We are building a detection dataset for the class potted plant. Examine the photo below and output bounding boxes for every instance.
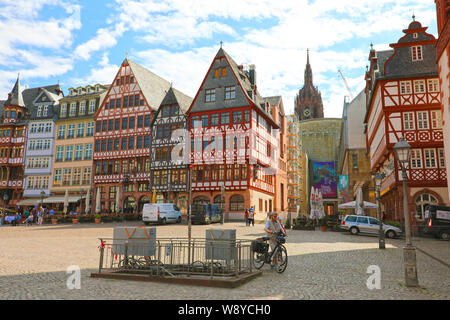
[72,214,79,224]
[51,216,58,224]
[320,216,328,231]
[94,214,101,224]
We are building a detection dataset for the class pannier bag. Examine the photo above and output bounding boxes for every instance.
[251,240,269,254]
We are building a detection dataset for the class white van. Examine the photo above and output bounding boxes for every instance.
[142,203,182,225]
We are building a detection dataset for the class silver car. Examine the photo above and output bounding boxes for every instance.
[340,215,402,238]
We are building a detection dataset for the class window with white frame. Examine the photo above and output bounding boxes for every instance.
[85,144,93,160]
[58,125,65,139]
[60,104,67,117]
[83,167,91,184]
[65,146,74,161]
[403,112,415,130]
[424,148,437,168]
[37,105,43,117]
[69,103,76,116]
[417,111,429,129]
[42,176,49,189]
[414,80,426,93]
[67,124,75,138]
[427,79,440,92]
[54,169,62,184]
[431,110,442,129]
[42,105,48,117]
[400,81,412,94]
[79,101,86,114]
[205,89,216,103]
[45,122,51,132]
[75,145,83,160]
[56,146,64,162]
[87,122,94,136]
[415,193,437,220]
[89,100,95,114]
[439,148,445,168]
[410,149,423,168]
[411,45,423,61]
[77,123,84,137]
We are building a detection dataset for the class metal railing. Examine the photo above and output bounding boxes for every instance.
[97,238,254,278]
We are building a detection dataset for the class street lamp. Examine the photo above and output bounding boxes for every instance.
[393,136,418,287]
[373,173,386,249]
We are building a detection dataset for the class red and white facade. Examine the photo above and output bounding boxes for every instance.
[365,19,448,228]
[435,0,450,202]
[93,58,171,213]
[188,48,280,221]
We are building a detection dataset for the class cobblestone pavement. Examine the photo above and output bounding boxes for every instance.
[0,221,448,300]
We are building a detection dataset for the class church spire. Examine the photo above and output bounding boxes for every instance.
[304,49,313,87]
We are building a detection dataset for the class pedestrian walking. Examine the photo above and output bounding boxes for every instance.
[244,209,249,226]
[38,206,44,225]
[248,206,255,226]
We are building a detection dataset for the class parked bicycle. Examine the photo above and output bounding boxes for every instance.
[251,231,288,273]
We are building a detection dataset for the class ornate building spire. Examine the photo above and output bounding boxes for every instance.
[304,49,313,87]
[295,50,324,121]
[6,74,25,107]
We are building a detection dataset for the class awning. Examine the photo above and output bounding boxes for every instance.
[17,199,41,206]
[43,196,83,204]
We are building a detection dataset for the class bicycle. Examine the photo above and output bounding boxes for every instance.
[251,231,288,273]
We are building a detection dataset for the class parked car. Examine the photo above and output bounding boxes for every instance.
[341,215,402,238]
[142,203,182,225]
[190,204,222,224]
[422,205,450,240]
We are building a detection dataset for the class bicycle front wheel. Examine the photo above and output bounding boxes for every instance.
[275,245,288,273]
[252,251,266,269]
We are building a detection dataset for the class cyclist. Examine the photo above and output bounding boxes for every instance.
[264,212,287,268]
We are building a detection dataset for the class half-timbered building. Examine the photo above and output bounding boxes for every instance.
[187,48,280,222]
[150,87,193,214]
[364,18,448,228]
[93,58,172,214]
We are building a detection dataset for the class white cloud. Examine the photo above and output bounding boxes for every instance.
[70,53,119,87]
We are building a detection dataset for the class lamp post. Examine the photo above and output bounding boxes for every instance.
[40,190,45,209]
[373,173,386,249]
[79,189,84,214]
[393,136,418,287]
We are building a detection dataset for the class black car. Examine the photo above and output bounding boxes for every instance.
[423,205,450,240]
[190,204,222,224]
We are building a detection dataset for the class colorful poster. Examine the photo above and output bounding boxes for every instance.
[312,161,337,198]
[338,175,351,204]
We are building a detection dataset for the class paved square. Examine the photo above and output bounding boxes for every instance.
[0,222,449,300]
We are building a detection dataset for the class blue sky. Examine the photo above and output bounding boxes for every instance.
[0,0,438,117]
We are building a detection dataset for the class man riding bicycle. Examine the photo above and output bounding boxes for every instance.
[264,212,287,268]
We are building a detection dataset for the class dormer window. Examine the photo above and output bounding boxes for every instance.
[413,33,418,38]
[60,104,67,117]
[70,90,74,96]
[37,106,43,117]
[411,45,423,61]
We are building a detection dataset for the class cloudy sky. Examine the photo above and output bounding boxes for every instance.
[0,0,438,117]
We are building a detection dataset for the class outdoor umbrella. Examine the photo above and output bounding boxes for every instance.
[338,201,378,209]
[85,187,90,214]
[355,187,364,215]
[63,189,69,215]
[318,191,324,219]
[95,187,101,214]
[309,186,316,219]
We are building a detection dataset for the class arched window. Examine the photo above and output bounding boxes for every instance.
[214,195,225,210]
[193,196,210,204]
[415,193,438,220]
[123,196,136,213]
[229,194,244,212]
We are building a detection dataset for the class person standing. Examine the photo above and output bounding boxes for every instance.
[244,209,249,226]
[248,206,255,226]
[38,206,44,225]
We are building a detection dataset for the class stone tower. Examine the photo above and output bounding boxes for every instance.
[294,50,324,121]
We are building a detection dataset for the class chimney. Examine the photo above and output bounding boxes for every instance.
[249,64,256,87]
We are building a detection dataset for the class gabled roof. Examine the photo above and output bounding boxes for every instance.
[160,86,193,113]
[33,87,63,105]
[125,58,172,110]
[151,87,193,126]
[189,47,278,127]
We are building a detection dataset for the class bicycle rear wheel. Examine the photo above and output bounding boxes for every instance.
[252,251,265,269]
[275,245,288,273]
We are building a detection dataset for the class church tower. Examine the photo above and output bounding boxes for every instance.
[294,50,324,121]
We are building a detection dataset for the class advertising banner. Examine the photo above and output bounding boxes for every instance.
[312,161,337,198]
[338,175,351,204]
